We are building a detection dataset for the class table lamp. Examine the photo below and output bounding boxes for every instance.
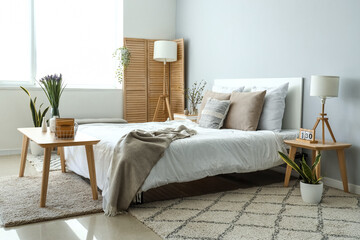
[310,75,339,144]
[152,40,177,121]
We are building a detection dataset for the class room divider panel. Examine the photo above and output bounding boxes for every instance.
[123,38,184,123]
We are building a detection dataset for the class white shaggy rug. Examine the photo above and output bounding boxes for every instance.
[27,153,64,172]
[0,172,102,227]
[129,180,360,240]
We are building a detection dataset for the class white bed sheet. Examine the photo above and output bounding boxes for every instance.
[65,121,298,192]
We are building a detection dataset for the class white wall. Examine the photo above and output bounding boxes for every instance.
[176,0,360,185]
[0,88,123,154]
[0,0,177,154]
[124,0,176,39]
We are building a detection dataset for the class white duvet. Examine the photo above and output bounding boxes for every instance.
[64,120,297,192]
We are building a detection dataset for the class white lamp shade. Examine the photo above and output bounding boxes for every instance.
[153,41,177,63]
[310,75,339,98]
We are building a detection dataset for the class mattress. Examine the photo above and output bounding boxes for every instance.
[64,120,298,192]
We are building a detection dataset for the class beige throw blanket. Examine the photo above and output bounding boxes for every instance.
[103,125,196,216]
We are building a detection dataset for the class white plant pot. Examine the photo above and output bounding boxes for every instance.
[300,181,323,204]
[30,140,44,156]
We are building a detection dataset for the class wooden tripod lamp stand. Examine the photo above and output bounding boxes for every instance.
[152,40,177,121]
[310,75,340,144]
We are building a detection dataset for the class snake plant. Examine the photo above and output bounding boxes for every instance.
[20,86,49,127]
[279,151,322,184]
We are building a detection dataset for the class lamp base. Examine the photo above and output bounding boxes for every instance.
[313,100,336,144]
[153,94,173,122]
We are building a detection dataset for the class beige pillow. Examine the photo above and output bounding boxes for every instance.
[224,91,266,131]
[197,91,231,122]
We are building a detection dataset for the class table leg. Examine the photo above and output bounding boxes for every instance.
[284,146,297,187]
[315,150,321,179]
[40,147,52,207]
[19,135,29,177]
[312,150,321,179]
[85,145,98,200]
[59,147,66,173]
[337,149,349,192]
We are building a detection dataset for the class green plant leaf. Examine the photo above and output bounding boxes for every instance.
[311,153,321,171]
[278,151,308,181]
[301,157,314,183]
[29,99,38,127]
[20,86,30,97]
[314,177,322,184]
[40,107,49,124]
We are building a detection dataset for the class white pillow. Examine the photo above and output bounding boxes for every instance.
[212,85,245,93]
[251,82,289,131]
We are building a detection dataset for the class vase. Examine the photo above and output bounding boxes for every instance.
[190,103,198,115]
[50,107,59,133]
[51,107,60,118]
[41,118,48,132]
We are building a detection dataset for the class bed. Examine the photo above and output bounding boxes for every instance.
[64,77,303,198]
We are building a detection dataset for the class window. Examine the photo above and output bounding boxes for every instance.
[0,0,32,83]
[0,0,122,88]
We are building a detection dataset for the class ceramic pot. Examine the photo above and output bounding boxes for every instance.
[300,181,323,204]
[30,140,43,156]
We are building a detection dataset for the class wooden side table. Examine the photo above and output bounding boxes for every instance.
[18,127,100,207]
[283,139,352,192]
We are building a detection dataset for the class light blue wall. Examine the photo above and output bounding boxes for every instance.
[176,0,360,185]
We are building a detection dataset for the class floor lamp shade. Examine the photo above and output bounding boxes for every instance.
[153,41,177,63]
[310,75,339,98]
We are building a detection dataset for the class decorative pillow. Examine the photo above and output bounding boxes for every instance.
[198,98,231,129]
[224,91,266,131]
[251,82,289,131]
[211,85,245,93]
[197,91,231,122]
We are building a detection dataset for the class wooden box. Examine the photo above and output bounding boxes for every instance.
[55,118,75,139]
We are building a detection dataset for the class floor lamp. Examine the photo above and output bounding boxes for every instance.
[152,40,177,121]
[310,75,339,144]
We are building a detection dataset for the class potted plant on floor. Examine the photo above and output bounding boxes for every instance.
[279,151,323,204]
[20,86,49,156]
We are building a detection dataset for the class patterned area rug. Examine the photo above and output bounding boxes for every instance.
[27,153,64,172]
[0,172,102,227]
[129,180,360,240]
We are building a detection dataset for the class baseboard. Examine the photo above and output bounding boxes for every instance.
[0,149,21,156]
[272,166,360,195]
[322,177,360,195]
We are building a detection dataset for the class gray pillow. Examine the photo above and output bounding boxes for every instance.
[251,82,289,131]
[198,98,231,129]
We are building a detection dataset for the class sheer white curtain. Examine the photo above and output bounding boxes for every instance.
[0,0,31,82]
[35,0,122,87]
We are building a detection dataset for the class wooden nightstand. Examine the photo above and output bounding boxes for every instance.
[283,139,352,192]
[18,127,100,207]
[174,113,198,123]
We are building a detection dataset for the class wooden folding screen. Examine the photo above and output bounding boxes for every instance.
[123,38,184,123]
[170,39,185,116]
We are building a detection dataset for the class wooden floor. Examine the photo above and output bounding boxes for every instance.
[143,169,293,203]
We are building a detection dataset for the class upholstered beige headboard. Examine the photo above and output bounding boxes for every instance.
[213,78,303,129]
